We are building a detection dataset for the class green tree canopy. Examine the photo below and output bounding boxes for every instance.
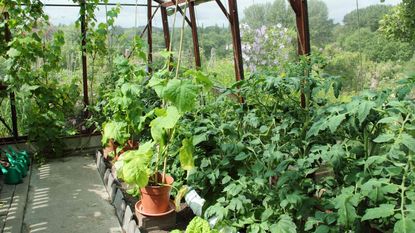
[380,0,415,42]
[343,4,393,32]
[308,0,335,48]
[242,0,335,48]
[340,28,414,63]
[242,0,295,29]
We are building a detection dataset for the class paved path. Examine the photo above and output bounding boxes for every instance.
[22,156,121,233]
[0,172,30,233]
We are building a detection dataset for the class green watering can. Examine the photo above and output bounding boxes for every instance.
[0,162,23,185]
[0,147,29,185]
[8,146,30,164]
[5,153,27,177]
[7,146,30,167]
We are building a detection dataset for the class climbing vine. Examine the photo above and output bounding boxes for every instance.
[1,0,79,160]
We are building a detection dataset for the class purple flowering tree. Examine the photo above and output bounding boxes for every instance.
[241,24,295,73]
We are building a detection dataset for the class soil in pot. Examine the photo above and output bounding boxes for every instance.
[139,174,174,215]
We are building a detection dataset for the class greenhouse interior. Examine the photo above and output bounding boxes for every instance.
[0,0,414,232]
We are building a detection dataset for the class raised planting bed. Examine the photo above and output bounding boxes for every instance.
[96,151,195,233]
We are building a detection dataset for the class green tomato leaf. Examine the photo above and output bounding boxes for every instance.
[364,156,386,170]
[304,217,319,231]
[315,225,330,233]
[261,209,274,222]
[235,152,249,161]
[373,134,395,143]
[378,116,400,124]
[306,120,327,139]
[358,101,376,125]
[270,215,297,233]
[333,187,360,227]
[192,134,207,146]
[327,114,346,133]
[221,175,231,184]
[394,218,415,233]
[7,48,21,57]
[401,133,415,152]
[361,204,395,221]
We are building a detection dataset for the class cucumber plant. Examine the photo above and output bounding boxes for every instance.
[114,68,213,194]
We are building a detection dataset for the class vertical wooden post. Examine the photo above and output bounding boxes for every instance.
[161,6,173,70]
[3,11,18,138]
[189,1,201,69]
[289,0,310,108]
[228,0,244,81]
[147,0,153,72]
[161,6,171,51]
[292,0,310,55]
[80,0,90,121]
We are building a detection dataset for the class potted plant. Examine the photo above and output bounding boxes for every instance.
[115,68,212,216]
[100,56,151,160]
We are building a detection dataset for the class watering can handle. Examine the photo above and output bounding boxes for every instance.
[0,163,8,174]
[6,153,16,164]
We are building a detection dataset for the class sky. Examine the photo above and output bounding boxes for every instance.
[43,0,401,28]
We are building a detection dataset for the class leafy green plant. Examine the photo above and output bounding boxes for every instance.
[171,216,218,233]
[98,44,153,157]
[175,55,415,233]
[115,68,212,192]
[1,1,80,160]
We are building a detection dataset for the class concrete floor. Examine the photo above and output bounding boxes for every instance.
[22,156,122,233]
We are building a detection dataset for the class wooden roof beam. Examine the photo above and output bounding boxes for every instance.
[160,0,195,7]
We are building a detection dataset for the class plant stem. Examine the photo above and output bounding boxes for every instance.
[397,114,411,231]
[168,0,180,53]
[175,0,188,79]
[400,165,408,231]
[154,145,160,183]
[162,156,167,184]
[363,126,369,159]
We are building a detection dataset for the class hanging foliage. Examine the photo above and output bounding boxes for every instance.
[1,0,79,160]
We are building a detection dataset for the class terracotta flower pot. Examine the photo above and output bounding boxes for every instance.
[138,175,174,215]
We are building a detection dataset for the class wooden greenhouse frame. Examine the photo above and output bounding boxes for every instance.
[0,0,310,144]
